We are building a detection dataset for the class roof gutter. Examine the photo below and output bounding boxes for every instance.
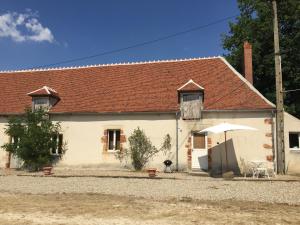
[202,108,275,113]
[48,111,178,116]
[0,109,275,117]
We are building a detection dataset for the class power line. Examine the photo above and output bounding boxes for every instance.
[31,14,237,69]
[282,88,300,93]
[204,83,245,109]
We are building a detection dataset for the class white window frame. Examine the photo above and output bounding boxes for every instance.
[107,129,120,152]
[50,134,63,155]
[289,132,300,151]
[12,136,20,149]
[32,97,50,111]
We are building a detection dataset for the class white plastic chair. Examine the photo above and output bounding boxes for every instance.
[251,161,270,179]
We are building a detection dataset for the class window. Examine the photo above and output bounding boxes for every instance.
[108,130,120,151]
[11,136,20,148]
[182,93,201,102]
[289,133,300,150]
[51,134,63,155]
[193,133,206,149]
[33,97,49,110]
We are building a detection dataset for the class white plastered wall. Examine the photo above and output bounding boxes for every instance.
[51,113,178,170]
[179,111,275,174]
[284,112,300,174]
[0,111,276,173]
[0,117,9,167]
[51,111,274,172]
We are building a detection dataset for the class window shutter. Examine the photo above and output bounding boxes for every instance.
[180,93,203,120]
[101,129,108,152]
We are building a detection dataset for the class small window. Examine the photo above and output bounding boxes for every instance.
[12,136,20,148]
[33,97,49,110]
[108,130,121,151]
[182,93,200,102]
[193,133,206,149]
[51,134,63,155]
[289,133,300,150]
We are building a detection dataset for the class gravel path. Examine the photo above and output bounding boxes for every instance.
[0,176,300,205]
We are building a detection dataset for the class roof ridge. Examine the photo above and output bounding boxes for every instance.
[0,56,222,74]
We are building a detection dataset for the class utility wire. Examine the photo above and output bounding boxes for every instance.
[282,89,300,93]
[31,14,237,69]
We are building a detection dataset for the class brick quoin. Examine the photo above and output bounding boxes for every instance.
[265,133,273,137]
[264,118,273,124]
[101,129,126,152]
[207,137,212,145]
[263,144,273,149]
[266,155,274,162]
[186,136,192,170]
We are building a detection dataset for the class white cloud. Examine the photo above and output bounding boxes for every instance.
[0,11,54,43]
[25,18,54,42]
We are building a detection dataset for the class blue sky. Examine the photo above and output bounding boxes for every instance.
[0,0,239,70]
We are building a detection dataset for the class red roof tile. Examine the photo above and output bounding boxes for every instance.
[0,57,274,114]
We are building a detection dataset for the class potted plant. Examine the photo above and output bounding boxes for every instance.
[147,168,157,178]
[42,166,53,175]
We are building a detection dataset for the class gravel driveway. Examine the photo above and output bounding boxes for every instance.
[0,176,300,205]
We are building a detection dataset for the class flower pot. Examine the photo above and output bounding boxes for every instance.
[5,162,10,169]
[147,168,157,178]
[43,166,53,175]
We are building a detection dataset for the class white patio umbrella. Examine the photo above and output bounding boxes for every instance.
[199,122,257,171]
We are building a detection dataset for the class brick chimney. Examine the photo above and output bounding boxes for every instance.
[243,41,253,84]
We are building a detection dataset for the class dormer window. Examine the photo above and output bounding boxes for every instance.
[178,79,204,120]
[33,97,50,110]
[182,93,201,102]
[27,86,60,111]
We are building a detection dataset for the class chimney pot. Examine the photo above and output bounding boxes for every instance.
[243,41,253,84]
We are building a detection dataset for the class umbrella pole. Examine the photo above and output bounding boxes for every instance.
[225,131,228,171]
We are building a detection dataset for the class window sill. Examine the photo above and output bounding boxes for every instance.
[290,149,300,153]
[106,150,119,153]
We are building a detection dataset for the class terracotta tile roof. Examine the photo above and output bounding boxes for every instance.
[0,57,274,114]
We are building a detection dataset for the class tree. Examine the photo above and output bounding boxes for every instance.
[222,0,300,118]
[115,127,171,170]
[1,108,66,171]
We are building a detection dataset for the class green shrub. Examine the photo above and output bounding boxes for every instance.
[116,127,171,170]
[1,108,67,171]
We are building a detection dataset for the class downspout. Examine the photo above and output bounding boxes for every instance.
[176,111,180,171]
[271,110,277,173]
